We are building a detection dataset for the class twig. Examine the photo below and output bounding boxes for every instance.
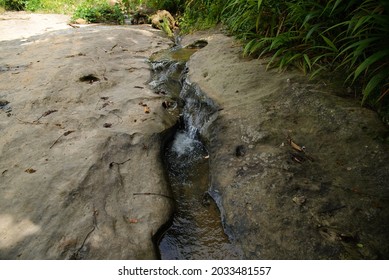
[109,158,131,168]
[49,130,75,149]
[16,110,58,125]
[70,210,98,260]
[36,109,58,122]
[110,43,118,51]
[16,117,44,125]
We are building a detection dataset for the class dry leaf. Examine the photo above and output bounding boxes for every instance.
[25,168,36,174]
[288,137,304,152]
[144,106,150,114]
[64,130,75,136]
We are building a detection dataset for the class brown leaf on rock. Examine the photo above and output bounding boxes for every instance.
[63,130,75,136]
[25,168,36,174]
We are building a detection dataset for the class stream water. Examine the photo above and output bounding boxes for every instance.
[149,43,242,259]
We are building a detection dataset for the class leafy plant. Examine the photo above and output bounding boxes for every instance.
[220,0,388,109]
[146,0,185,15]
[3,0,27,10]
[72,0,124,24]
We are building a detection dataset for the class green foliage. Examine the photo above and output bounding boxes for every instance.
[3,0,27,10]
[160,16,173,37]
[1,0,82,14]
[220,0,388,108]
[1,0,387,111]
[72,0,124,24]
[146,0,185,14]
[180,0,226,33]
[24,0,42,11]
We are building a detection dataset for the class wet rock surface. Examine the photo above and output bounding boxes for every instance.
[186,31,389,259]
[1,13,388,260]
[0,23,176,259]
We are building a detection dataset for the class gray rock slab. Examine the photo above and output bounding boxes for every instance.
[0,24,176,259]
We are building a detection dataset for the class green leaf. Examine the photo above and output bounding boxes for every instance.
[362,71,388,104]
[330,0,344,16]
[257,0,263,11]
[353,50,389,82]
[320,34,338,52]
[303,54,312,69]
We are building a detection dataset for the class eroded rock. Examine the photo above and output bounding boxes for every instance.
[187,31,389,259]
[150,10,176,32]
[0,24,176,259]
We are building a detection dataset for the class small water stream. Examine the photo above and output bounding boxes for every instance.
[149,43,241,259]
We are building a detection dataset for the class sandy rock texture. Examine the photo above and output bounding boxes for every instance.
[186,32,389,259]
[0,12,72,41]
[0,18,176,259]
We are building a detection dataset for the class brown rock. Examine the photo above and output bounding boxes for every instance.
[150,10,175,30]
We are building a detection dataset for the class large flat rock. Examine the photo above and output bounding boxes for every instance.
[0,24,176,259]
[187,32,389,259]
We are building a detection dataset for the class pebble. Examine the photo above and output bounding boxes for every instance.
[292,195,306,206]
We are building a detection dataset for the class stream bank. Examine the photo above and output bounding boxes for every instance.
[185,30,389,259]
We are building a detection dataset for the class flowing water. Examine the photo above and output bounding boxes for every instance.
[149,43,242,259]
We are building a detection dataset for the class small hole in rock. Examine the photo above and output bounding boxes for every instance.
[79,74,100,83]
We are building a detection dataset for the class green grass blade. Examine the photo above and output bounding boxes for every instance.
[320,34,338,52]
[353,50,389,82]
[362,71,388,104]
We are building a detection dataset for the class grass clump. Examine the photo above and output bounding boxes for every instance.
[1,0,83,14]
[2,0,27,11]
[72,0,124,24]
[223,0,388,115]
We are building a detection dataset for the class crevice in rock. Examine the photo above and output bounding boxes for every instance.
[149,41,242,259]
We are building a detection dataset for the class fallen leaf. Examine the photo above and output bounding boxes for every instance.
[63,130,75,136]
[144,106,150,114]
[25,168,36,174]
[128,218,139,224]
